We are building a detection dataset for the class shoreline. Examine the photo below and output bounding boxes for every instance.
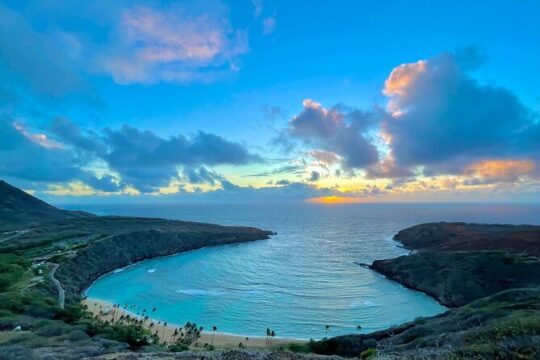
[79,237,274,299]
[83,298,305,348]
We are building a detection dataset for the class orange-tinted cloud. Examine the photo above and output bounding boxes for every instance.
[466,159,535,183]
[384,60,426,97]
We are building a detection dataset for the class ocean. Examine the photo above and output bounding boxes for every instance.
[69,202,539,339]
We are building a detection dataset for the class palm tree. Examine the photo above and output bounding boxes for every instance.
[245,337,249,347]
[270,330,275,344]
[162,321,168,341]
[211,326,217,345]
[266,328,271,344]
[173,328,179,342]
[325,324,330,335]
[356,325,362,332]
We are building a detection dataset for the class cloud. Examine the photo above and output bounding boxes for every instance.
[287,99,379,169]
[0,4,85,96]
[309,150,341,165]
[82,174,122,192]
[0,115,114,192]
[51,120,262,192]
[99,2,249,84]
[182,166,222,186]
[463,159,535,185]
[244,164,305,177]
[308,171,320,182]
[252,0,263,18]
[365,158,414,179]
[262,16,276,35]
[382,50,540,175]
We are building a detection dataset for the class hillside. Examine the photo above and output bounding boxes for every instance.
[393,222,540,254]
[0,180,93,228]
[0,181,277,359]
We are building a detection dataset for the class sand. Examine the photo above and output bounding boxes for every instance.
[82,298,305,349]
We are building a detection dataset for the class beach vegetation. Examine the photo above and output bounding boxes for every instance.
[360,348,378,359]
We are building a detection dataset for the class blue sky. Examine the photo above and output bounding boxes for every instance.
[0,0,539,203]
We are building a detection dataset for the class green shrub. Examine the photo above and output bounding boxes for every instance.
[0,344,33,360]
[169,343,190,352]
[0,254,29,291]
[55,304,88,324]
[91,322,150,349]
[34,320,72,337]
[287,342,311,353]
[360,348,378,359]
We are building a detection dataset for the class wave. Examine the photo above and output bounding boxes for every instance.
[176,289,226,296]
[349,299,377,308]
[113,268,125,273]
[176,288,265,297]
[147,269,156,273]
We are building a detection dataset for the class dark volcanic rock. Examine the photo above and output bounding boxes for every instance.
[393,222,540,254]
[371,251,540,307]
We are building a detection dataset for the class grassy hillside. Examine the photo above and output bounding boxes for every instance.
[313,288,540,358]
[0,180,93,228]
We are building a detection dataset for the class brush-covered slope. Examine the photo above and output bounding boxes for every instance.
[0,180,93,228]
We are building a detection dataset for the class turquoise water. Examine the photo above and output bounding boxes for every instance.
[79,203,540,339]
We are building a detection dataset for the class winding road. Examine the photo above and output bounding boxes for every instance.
[48,263,65,309]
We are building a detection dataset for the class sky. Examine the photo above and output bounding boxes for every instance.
[0,0,539,204]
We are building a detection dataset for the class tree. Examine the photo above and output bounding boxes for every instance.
[245,337,249,347]
[356,325,362,332]
[270,330,275,344]
[162,321,168,342]
[211,325,217,345]
[325,325,330,335]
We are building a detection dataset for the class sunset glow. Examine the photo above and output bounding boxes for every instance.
[307,196,365,204]
[0,1,538,203]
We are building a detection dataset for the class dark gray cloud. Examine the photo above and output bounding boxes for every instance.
[365,160,414,180]
[0,115,116,191]
[182,166,222,186]
[82,174,122,192]
[244,164,305,177]
[51,120,262,192]
[0,115,82,182]
[308,171,320,182]
[287,99,379,169]
[383,51,540,174]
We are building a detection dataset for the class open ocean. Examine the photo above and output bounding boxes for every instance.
[67,202,539,339]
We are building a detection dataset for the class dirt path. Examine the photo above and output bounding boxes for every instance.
[49,263,65,309]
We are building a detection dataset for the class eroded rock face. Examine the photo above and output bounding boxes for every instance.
[393,222,540,253]
[371,251,540,307]
[371,222,540,307]
[56,226,272,302]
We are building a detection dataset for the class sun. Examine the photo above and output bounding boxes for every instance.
[306,196,365,204]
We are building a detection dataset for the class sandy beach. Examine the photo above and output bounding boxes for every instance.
[82,298,305,349]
